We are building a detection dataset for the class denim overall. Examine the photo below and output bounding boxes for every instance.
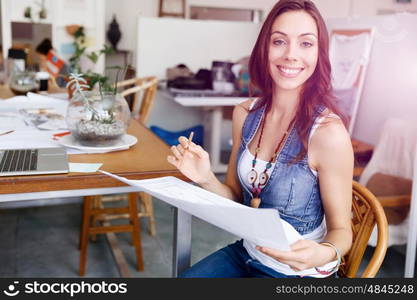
[236,104,325,235]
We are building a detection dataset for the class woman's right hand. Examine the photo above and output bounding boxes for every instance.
[167,136,213,185]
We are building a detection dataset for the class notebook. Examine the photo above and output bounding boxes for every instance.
[0,147,69,176]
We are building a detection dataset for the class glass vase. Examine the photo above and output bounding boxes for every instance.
[66,91,131,147]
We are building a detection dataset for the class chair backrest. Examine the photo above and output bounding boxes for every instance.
[338,181,388,278]
[117,76,158,125]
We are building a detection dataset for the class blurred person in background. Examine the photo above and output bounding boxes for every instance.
[36,38,69,88]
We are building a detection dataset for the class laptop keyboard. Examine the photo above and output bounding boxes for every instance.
[0,149,38,173]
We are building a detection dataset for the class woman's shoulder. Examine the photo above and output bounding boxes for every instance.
[309,108,354,172]
[232,98,262,135]
[316,107,341,120]
[233,98,258,120]
[237,98,259,111]
[313,108,344,129]
[311,108,351,150]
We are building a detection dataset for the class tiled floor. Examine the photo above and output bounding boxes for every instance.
[0,196,414,278]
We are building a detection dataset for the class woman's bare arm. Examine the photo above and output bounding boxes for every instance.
[168,100,252,202]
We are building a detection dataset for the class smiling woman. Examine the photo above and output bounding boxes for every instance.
[168,0,354,278]
[268,11,318,91]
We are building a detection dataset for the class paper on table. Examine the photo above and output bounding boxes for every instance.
[65,146,130,154]
[0,113,27,130]
[36,119,68,130]
[26,92,68,103]
[19,107,67,130]
[69,163,103,173]
[0,130,59,149]
[47,93,69,100]
[0,94,68,116]
[99,170,302,250]
[0,128,127,154]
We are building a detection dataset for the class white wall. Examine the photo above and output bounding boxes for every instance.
[136,17,260,144]
[313,0,417,18]
[105,0,417,70]
[186,0,276,17]
[105,0,158,66]
[189,0,415,16]
[351,0,417,15]
[104,0,275,68]
[326,14,417,145]
[136,17,260,78]
[313,0,352,18]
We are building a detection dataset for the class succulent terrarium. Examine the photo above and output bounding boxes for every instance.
[65,73,131,146]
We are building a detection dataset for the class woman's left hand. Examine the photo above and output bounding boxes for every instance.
[256,240,335,271]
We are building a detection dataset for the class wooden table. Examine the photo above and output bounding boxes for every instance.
[0,112,192,277]
[0,121,186,196]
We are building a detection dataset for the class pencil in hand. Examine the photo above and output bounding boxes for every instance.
[186,131,194,150]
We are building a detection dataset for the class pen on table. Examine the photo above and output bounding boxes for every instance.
[52,131,71,140]
[186,131,194,150]
[0,130,14,136]
[53,131,71,138]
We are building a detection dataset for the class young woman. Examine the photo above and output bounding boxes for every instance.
[167,0,353,278]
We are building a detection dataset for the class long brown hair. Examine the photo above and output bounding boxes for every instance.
[249,0,346,161]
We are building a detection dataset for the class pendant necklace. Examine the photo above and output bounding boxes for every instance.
[248,114,295,208]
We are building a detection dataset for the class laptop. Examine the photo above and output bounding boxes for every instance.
[0,147,69,176]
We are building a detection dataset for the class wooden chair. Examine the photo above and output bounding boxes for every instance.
[118,76,158,125]
[366,173,411,225]
[359,118,416,238]
[338,181,388,278]
[101,76,159,235]
[79,195,144,276]
[79,76,158,276]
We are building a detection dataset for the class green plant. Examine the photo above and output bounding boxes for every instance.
[67,73,116,124]
[68,26,114,91]
[67,70,126,124]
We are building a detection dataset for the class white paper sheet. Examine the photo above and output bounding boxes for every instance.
[99,170,303,250]
[100,170,340,277]
[0,94,128,154]
[0,130,59,149]
[69,163,103,173]
[0,113,28,130]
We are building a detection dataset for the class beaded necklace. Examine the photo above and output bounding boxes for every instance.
[248,113,295,208]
